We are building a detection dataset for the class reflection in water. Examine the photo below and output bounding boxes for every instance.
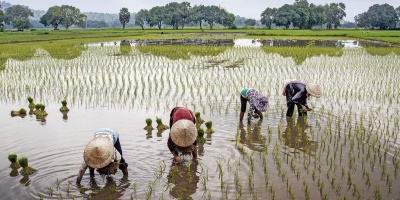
[135,45,232,60]
[167,162,199,199]
[19,175,31,186]
[146,130,153,139]
[281,117,318,155]
[10,168,19,177]
[79,176,130,200]
[261,46,343,65]
[61,111,69,121]
[238,121,267,152]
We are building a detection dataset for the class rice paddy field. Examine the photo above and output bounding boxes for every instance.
[0,38,399,200]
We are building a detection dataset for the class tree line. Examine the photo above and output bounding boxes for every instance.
[0,0,399,31]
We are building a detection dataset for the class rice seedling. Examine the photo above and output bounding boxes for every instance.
[8,154,20,169]
[18,157,37,175]
[59,100,69,112]
[196,128,206,143]
[155,117,169,131]
[204,121,214,134]
[144,118,154,130]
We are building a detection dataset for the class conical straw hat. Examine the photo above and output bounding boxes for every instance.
[306,83,322,98]
[170,119,198,147]
[84,137,114,169]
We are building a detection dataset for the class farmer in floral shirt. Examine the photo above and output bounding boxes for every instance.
[239,88,269,124]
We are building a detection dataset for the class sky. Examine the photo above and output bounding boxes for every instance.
[6,0,400,22]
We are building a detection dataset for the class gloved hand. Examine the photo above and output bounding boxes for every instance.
[247,119,251,124]
[119,162,128,170]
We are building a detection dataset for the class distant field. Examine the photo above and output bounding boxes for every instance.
[0,28,399,45]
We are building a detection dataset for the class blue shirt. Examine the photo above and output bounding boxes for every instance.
[94,128,119,145]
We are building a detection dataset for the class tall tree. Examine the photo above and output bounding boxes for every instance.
[354,12,370,29]
[148,6,165,29]
[244,18,256,26]
[189,5,205,29]
[119,7,130,29]
[59,5,85,30]
[164,2,181,29]
[221,11,235,28]
[260,7,276,29]
[203,5,221,29]
[367,4,397,29]
[274,4,295,29]
[39,6,63,30]
[135,9,148,30]
[180,2,190,29]
[4,4,33,31]
[325,3,346,29]
[292,0,310,29]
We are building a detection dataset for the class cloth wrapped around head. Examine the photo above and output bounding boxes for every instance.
[170,119,198,147]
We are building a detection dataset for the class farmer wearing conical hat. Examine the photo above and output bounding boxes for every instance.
[76,128,128,184]
[282,80,322,117]
[168,107,198,164]
[239,88,269,124]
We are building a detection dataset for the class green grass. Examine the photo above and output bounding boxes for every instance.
[1,28,399,45]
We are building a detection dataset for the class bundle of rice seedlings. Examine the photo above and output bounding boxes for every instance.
[156,117,169,130]
[27,96,35,109]
[8,154,20,169]
[96,162,119,175]
[144,118,154,130]
[59,100,70,112]
[10,108,27,117]
[196,128,206,143]
[175,144,195,156]
[18,157,37,175]
[195,112,205,125]
[205,121,215,134]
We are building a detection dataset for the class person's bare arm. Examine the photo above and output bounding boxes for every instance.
[76,163,88,184]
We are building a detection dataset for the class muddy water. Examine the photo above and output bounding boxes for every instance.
[0,39,399,199]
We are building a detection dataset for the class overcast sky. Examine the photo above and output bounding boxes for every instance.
[6,0,400,22]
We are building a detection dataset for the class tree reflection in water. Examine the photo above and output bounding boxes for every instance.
[282,117,318,156]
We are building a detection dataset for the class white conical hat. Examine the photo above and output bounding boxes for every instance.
[306,83,322,98]
[83,137,114,169]
[170,119,198,147]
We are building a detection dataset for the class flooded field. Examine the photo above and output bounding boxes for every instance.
[0,39,399,200]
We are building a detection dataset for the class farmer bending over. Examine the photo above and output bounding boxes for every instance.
[76,128,128,184]
[239,88,269,124]
[283,80,322,117]
[167,107,198,164]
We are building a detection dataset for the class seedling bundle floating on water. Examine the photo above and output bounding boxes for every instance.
[204,121,214,134]
[18,157,37,176]
[8,154,21,169]
[59,100,70,112]
[10,108,27,117]
[156,117,169,131]
[144,118,154,130]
